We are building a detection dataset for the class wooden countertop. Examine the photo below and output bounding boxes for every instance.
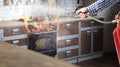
[0,16,104,28]
[0,41,78,67]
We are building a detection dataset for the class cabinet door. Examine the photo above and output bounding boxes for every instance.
[93,29,103,52]
[81,30,91,55]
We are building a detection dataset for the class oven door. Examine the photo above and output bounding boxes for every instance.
[28,32,57,57]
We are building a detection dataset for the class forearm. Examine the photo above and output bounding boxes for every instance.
[87,0,119,15]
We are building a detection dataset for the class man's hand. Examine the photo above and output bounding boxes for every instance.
[76,7,89,18]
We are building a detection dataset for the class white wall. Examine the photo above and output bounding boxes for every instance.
[0,5,40,21]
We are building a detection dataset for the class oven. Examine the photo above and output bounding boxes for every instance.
[28,32,57,57]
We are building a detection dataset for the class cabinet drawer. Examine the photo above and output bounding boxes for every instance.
[6,38,27,46]
[58,22,78,36]
[81,19,103,27]
[4,27,27,36]
[81,21,91,27]
[91,20,103,26]
[58,38,78,48]
[57,49,78,59]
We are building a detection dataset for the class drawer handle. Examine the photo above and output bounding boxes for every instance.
[65,24,71,29]
[94,30,98,33]
[12,28,20,34]
[90,21,95,24]
[86,31,91,35]
[86,31,91,33]
[65,50,71,57]
[66,39,72,45]
[12,40,19,45]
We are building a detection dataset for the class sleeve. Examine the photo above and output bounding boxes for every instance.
[87,0,119,15]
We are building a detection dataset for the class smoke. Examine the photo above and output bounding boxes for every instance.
[32,4,66,18]
[7,3,67,20]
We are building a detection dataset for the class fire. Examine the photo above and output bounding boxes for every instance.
[19,16,60,33]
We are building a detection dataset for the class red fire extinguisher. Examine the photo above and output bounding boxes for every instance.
[113,11,120,64]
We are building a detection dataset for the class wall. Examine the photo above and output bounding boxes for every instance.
[98,6,119,53]
[0,5,42,21]
[83,0,96,6]
[0,0,38,21]
[56,0,83,17]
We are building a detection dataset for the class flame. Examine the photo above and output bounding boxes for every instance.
[21,16,60,33]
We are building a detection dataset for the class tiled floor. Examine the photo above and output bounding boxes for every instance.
[75,52,119,67]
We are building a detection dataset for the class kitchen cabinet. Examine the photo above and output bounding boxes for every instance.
[57,17,104,63]
[0,17,104,63]
[80,19,104,56]
[80,29,103,55]
[57,21,79,60]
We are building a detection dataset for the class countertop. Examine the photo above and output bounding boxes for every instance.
[0,41,78,67]
[0,16,104,28]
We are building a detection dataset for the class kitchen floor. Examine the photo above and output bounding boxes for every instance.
[75,52,119,67]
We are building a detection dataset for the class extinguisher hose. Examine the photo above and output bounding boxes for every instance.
[76,11,115,24]
[86,14,114,24]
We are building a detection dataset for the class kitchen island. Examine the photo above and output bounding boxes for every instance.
[0,41,78,67]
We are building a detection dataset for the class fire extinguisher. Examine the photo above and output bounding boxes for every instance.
[113,11,120,64]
